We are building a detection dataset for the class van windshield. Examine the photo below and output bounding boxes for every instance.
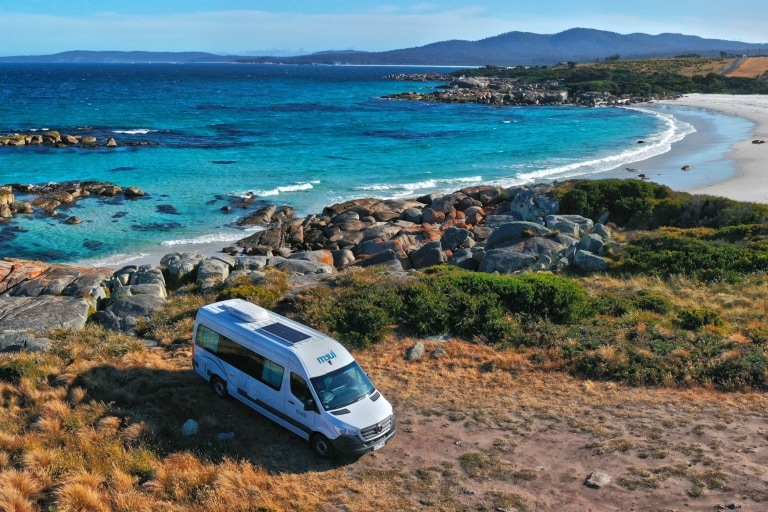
[310,362,376,411]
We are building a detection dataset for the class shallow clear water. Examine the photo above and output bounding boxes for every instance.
[0,64,684,264]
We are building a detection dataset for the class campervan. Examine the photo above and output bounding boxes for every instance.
[191,298,396,457]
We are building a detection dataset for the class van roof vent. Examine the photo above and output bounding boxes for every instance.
[260,322,311,345]
[223,303,269,323]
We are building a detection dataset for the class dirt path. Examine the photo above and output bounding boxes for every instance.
[347,339,768,511]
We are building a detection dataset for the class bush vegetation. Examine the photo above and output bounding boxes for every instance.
[291,267,591,348]
[455,57,768,95]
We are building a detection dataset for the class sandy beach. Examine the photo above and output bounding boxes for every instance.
[630,94,768,203]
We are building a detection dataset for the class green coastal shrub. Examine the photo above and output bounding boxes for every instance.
[216,268,290,310]
[398,281,451,336]
[615,230,768,282]
[648,196,768,230]
[703,223,768,243]
[705,346,768,390]
[555,179,672,227]
[398,269,590,344]
[291,268,402,349]
[0,358,45,383]
[677,308,724,330]
[554,179,768,231]
[632,290,672,314]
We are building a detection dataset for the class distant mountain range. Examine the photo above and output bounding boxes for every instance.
[0,51,236,64]
[1,28,765,66]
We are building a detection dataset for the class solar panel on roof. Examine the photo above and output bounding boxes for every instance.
[260,322,311,344]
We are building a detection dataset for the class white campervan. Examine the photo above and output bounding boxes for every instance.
[191,298,396,457]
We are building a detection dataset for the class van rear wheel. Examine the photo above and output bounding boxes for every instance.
[211,376,228,398]
[311,434,336,459]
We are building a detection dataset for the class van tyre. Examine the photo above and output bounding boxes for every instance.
[211,376,228,398]
[312,434,335,459]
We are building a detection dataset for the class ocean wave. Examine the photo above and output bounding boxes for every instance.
[349,175,485,201]
[112,128,157,135]
[509,108,695,184]
[355,176,483,193]
[230,181,316,198]
[85,252,153,267]
[161,230,262,247]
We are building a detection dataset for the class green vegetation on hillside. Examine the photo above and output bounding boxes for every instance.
[455,57,768,95]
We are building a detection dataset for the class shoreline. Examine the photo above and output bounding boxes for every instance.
[89,94,768,270]
[611,94,768,203]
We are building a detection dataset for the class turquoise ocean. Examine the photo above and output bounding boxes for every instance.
[0,64,718,265]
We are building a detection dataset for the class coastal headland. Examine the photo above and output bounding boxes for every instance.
[384,73,659,107]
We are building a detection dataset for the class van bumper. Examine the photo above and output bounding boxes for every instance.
[332,425,397,455]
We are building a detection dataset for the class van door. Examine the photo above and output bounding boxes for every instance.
[281,370,316,440]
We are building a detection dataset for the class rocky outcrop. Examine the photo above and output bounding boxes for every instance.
[225,183,615,276]
[0,130,134,149]
[0,182,621,352]
[383,75,663,107]
[0,259,168,349]
[0,181,146,221]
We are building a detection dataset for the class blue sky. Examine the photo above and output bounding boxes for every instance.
[1,1,765,56]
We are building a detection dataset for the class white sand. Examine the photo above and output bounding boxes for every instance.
[652,94,768,203]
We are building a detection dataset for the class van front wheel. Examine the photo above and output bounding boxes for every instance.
[211,376,228,398]
[311,434,336,459]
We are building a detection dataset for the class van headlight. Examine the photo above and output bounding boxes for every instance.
[333,425,358,437]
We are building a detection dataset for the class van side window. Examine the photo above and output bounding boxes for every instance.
[195,325,220,352]
[290,372,310,402]
[261,359,284,390]
[195,325,284,391]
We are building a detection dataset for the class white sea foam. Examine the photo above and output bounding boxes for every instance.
[355,176,483,195]
[506,108,695,184]
[161,229,264,247]
[81,252,153,268]
[112,129,156,134]
[231,182,316,198]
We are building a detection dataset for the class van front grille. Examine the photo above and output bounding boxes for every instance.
[360,415,393,442]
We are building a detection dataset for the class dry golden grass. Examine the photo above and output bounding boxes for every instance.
[726,56,768,77]
[0,469,44,501]
[0,489,37,512]
[580,273,768,328]
[577,57,742,77]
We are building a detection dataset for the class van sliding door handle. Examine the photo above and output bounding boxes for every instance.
[288,400,295,405]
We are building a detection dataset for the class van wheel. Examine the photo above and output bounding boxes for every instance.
[311,434,336,459]
[211,376,228,398]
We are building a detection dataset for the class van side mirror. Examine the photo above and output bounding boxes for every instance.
[304,399,317,412]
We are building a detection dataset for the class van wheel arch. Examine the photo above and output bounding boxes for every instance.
[211,375,228,398]
[311,433,336,459]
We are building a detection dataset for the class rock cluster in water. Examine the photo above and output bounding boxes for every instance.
[0,130,120,148]
[384,75,665,107]
[0,181,145,220]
